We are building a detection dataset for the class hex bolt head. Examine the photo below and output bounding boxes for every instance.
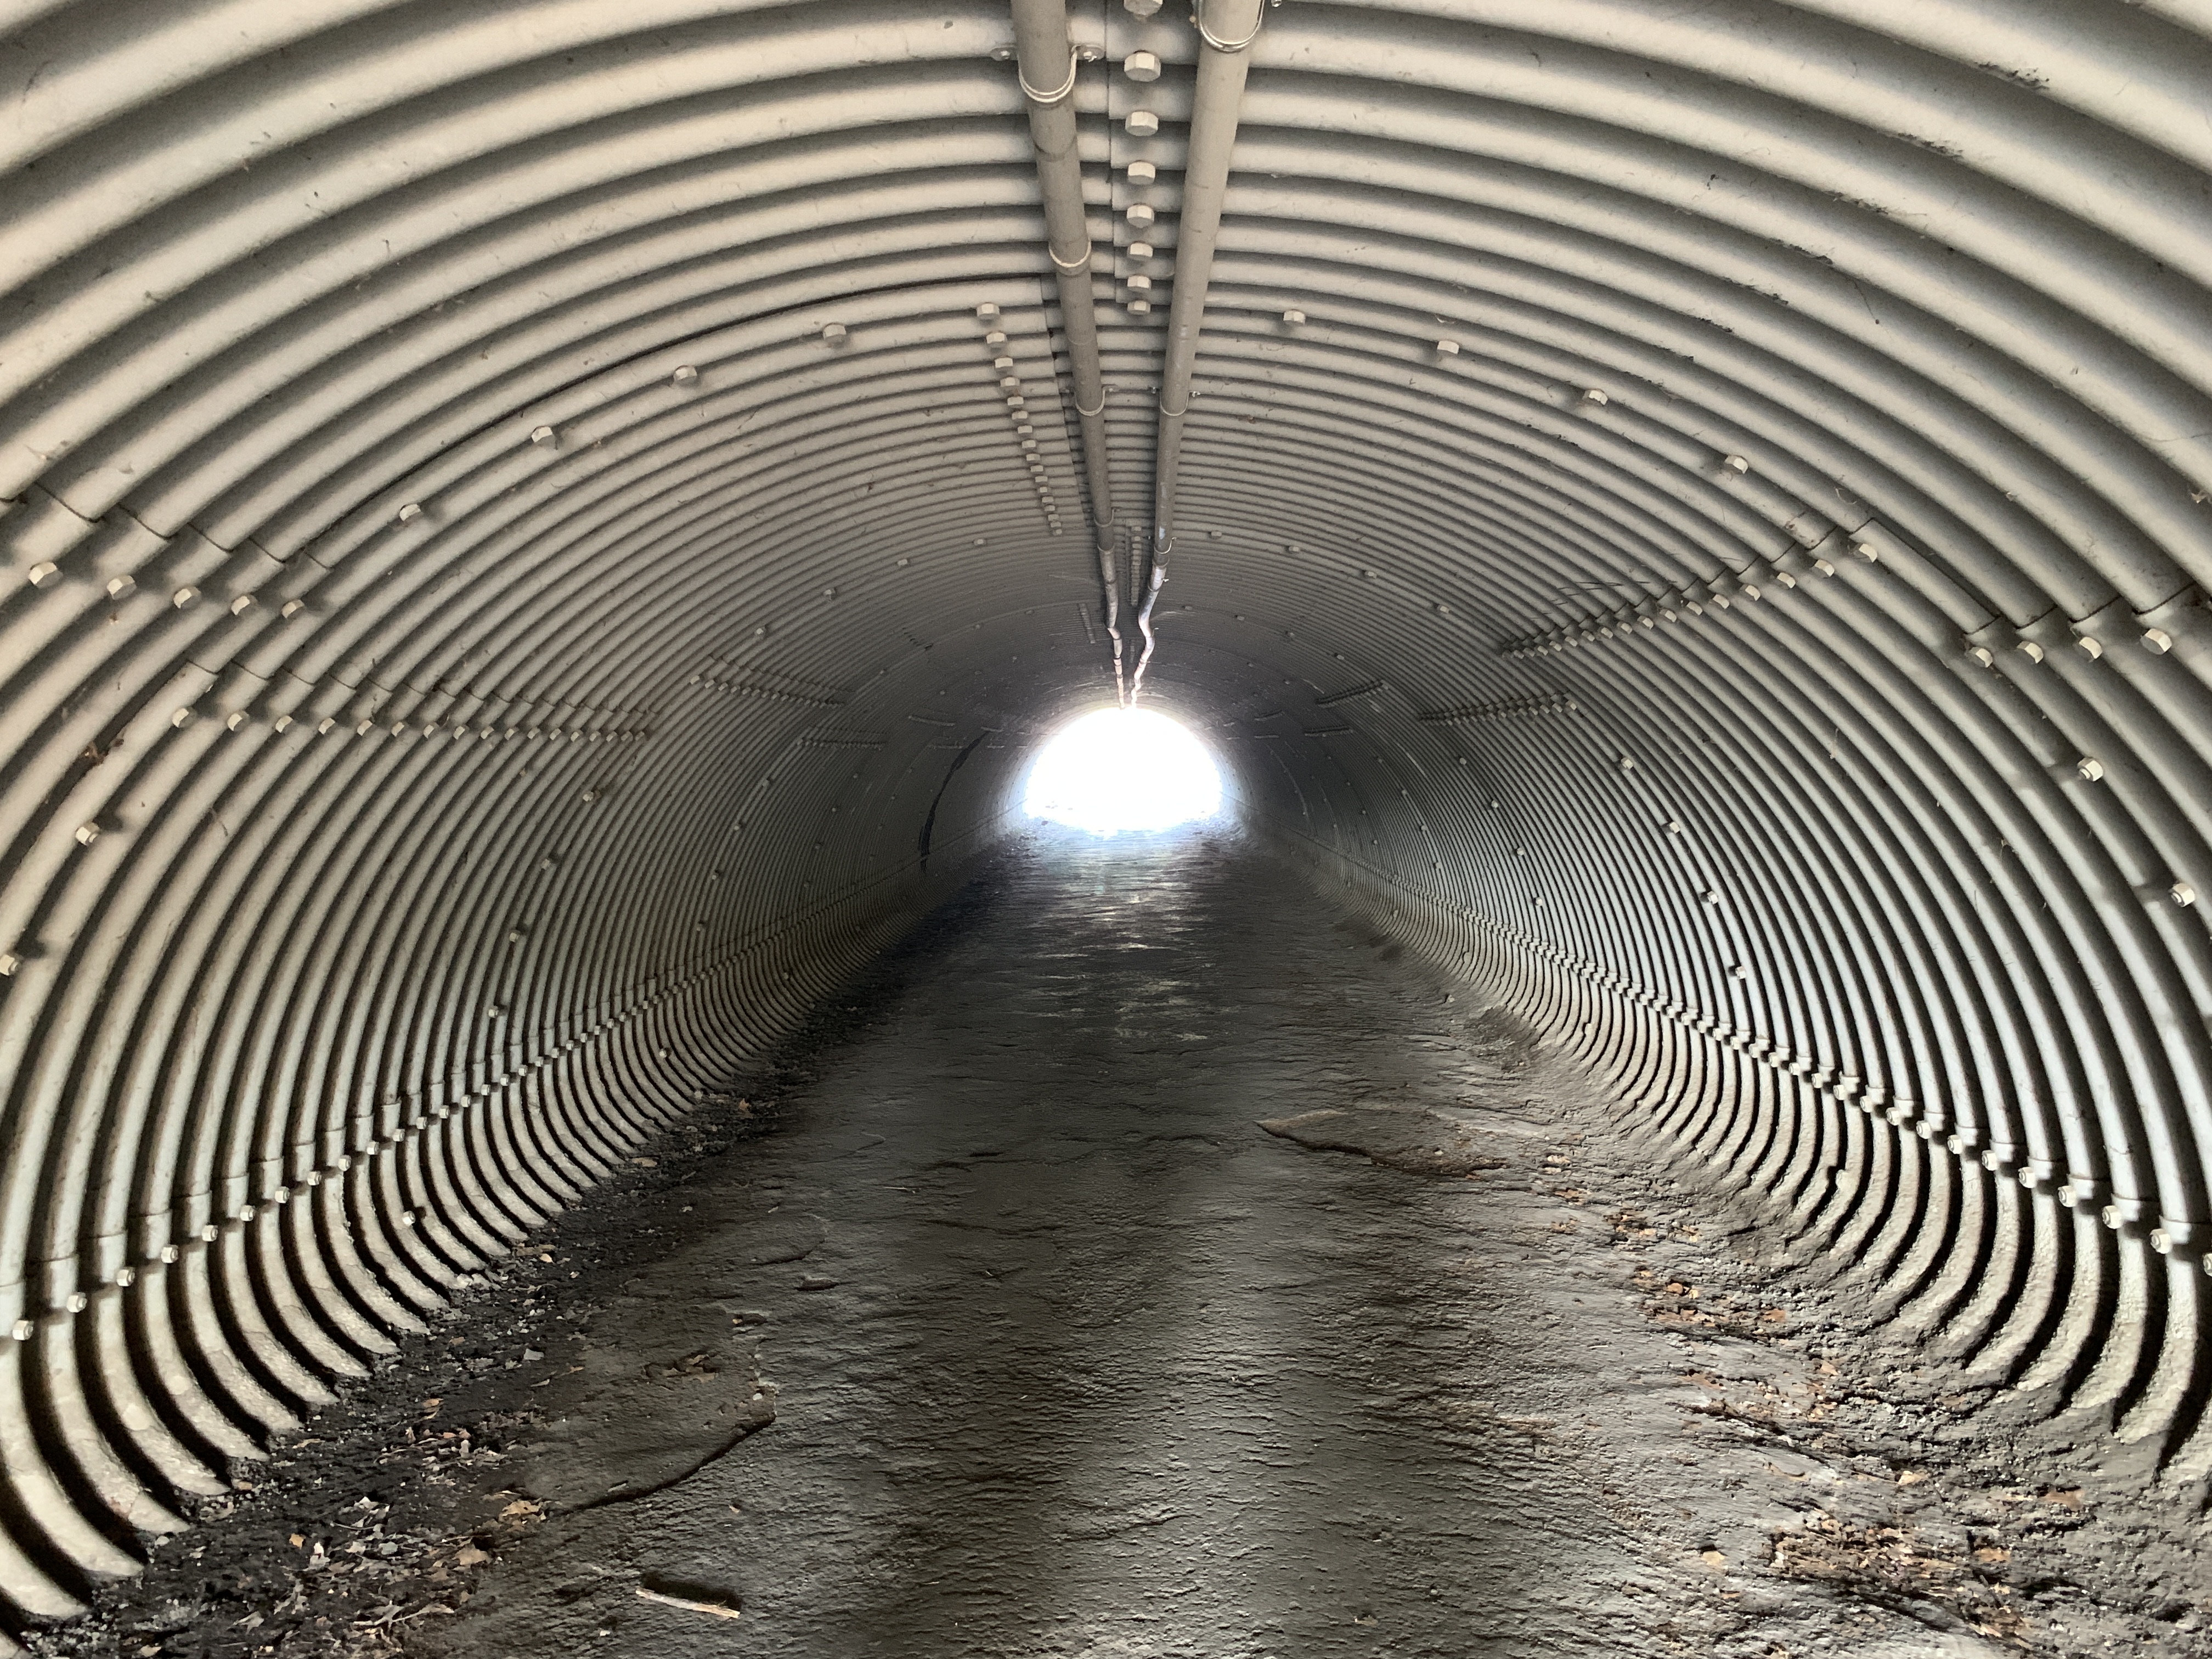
[2016,639,2044,662]
[1966,644,1994,665]
[1581,387,1609,405]
[530,425,556,446]
[1126,202,1156,228]
[1124,48,1162,80]
[1125,110,1159,136]
[1850,540,1878,562]
[1729,964,1750,980]
[671,364,699,384]
[821,321,848,342]
[1435,338,1460,355]
[172,586,198,608]
[1722,454,1749,473]
[25,561,58,587]
[2076,634,2103,658]
[281,598,306,618]
[229,594,255,616]
[105,575,136,599]
[396,502,422,523]
[1128,240,1154,259]
[2144,627,2174,653]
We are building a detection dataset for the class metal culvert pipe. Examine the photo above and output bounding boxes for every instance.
[0,0,2208,1633]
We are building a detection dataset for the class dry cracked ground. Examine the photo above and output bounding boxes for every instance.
[22,826,2212,1658]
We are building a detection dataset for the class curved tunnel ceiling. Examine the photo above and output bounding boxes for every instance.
[3,0,2212,1627]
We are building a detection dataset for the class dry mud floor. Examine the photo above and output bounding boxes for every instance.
[23,827,2212,1658]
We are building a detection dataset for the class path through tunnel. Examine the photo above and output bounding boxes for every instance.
[2,0,2212,1652]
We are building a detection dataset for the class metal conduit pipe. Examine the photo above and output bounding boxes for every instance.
[1129,0,1265,702]
[1009,0,1126,700]
[2,0,2212,1636]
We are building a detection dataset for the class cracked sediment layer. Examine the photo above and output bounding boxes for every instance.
[32,828,2211,1657]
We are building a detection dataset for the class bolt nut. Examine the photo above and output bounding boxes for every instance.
[0,953,19,977]
[2143,627,2174,653]
[65,1292,87,1313]
[2076,756,2105,781]
[2173,881,2198,908]
[74,823,100,846]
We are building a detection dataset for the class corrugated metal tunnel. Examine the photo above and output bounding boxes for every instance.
[2,0,2211,1632]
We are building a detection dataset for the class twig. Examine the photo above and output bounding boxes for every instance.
[636,1586,742,1620]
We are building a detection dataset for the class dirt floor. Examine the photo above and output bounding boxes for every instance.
[19,826,2212,1656]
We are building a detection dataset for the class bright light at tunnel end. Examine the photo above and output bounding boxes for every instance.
[1023,707,1224,835]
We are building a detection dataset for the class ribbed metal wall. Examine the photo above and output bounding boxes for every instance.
[1,0,2209,1632]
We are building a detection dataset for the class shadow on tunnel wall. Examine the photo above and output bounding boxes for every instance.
[2,0,2212,1640]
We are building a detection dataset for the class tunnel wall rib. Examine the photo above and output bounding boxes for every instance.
[0,0,2210,1632]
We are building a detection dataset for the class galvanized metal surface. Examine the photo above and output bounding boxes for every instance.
[1,0,2210,1634]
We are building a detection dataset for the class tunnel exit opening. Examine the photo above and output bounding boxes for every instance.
[1021,706,1224,836]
